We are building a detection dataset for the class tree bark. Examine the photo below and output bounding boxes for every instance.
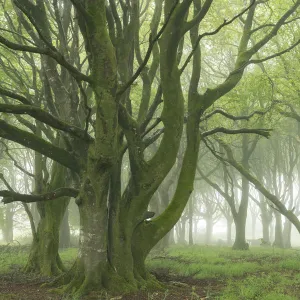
[25,160,69,275]
[233,216,249,250]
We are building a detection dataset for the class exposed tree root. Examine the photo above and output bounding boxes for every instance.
[45,261,164,299]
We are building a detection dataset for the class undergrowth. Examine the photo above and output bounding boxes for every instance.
[147,245,300,299]
[1,244,300,299]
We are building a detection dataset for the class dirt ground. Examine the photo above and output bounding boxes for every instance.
[0,268,225,300]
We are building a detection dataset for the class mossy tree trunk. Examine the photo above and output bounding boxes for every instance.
[25,155,70,275]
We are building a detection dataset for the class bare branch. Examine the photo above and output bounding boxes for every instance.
[218,139,300,233]
[117,0,180,96]
[0,120,80,172]
[0,142,34,178]
[0,86,32,105]
[180,0,256,74]
[200,103,275,122]
[0,187,79,204]
[245,38,300,68]
[201,127,272,138]
[0,103,93,142]
[0,35,91,83]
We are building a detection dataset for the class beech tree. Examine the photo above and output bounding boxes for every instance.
[1,0,300,297]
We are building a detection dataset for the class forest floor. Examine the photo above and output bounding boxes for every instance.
[1,245,300,299]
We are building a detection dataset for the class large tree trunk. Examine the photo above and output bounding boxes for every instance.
[232,216,249,250]
[25,205,66,275]
[25,161,69,275]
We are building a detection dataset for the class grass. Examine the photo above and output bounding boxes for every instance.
[1,244,300,299]
[0,245,28,273]
[147,245,300,299]
[0,245,78,273]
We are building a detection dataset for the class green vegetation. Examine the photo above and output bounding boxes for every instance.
[1,245,300,299]
[0,246,77,274]
[147,246,300,299]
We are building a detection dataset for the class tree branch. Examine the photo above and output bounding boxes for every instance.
[0,141,34,177]
[0,35,91,83]
[200,103,275,122]
[0,187,79,204]
[218,139,300,233]
[0,86,32,105]
[0,120,80,172]
[201,127,272,138]
[244,38,300,69]
[0,103,93,142]
[116,0,180,96]
[179,0,256,74]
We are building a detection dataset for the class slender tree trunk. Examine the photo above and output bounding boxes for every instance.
[232,177,249,249]
[283,219,292,248]
[178,218,187,244]
[0,208,4,241]
[168,228,175,245]
[205,217,213,244]
[260,197,271,243]
[59,207,70,249]
[273,211,284,248]
[251,212,256,240]
[3,204,14,243]
[262,215,271,243]
[270,219,275,243]
[188,198,193,245]
[233,134,250,250]
[226,217,233,245]
[30,203,40,228]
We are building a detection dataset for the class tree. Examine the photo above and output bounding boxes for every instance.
[1,0,300,297]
